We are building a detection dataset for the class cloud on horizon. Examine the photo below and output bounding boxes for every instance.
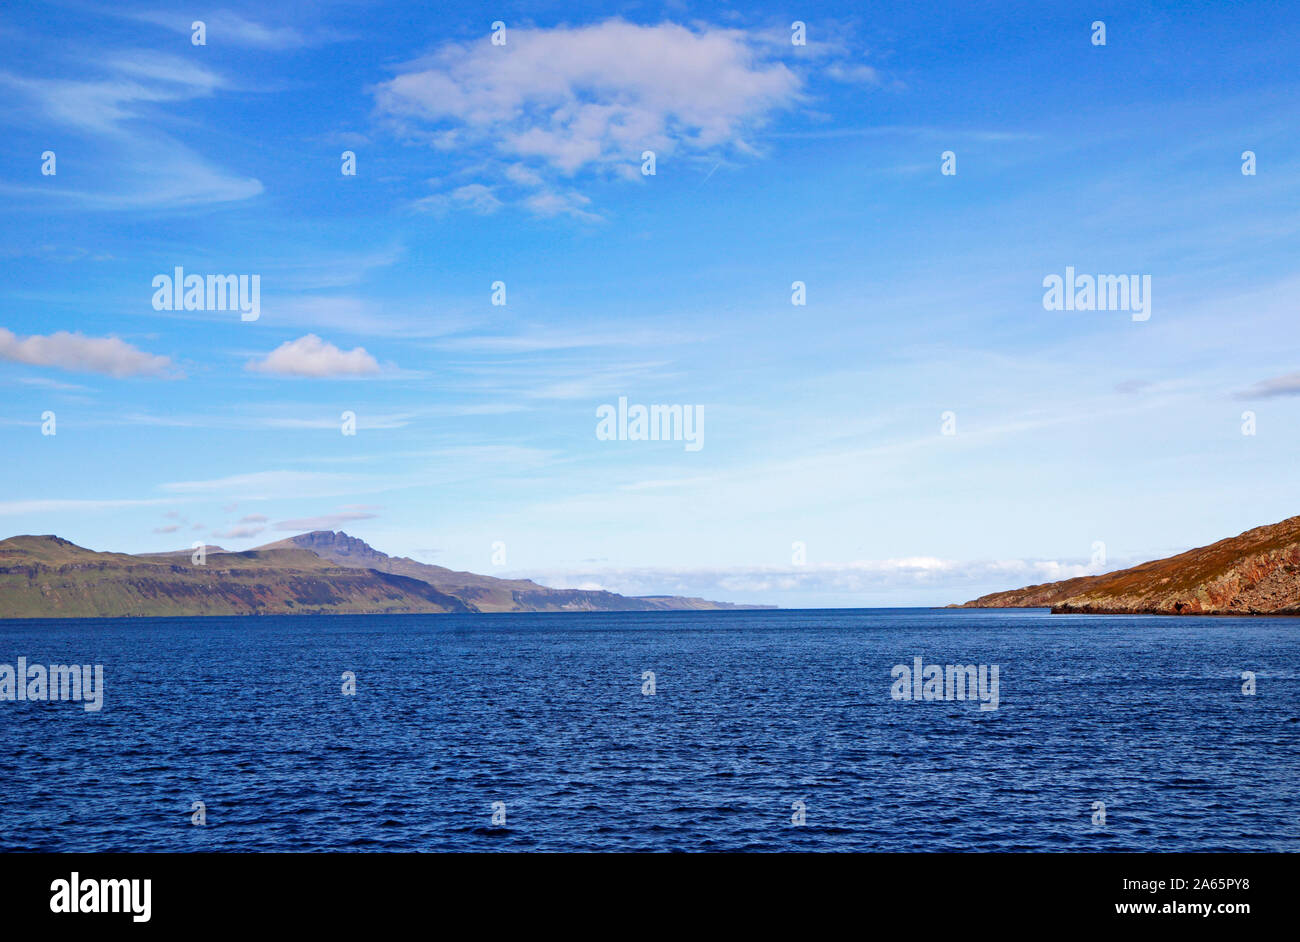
[524,556,1118,603]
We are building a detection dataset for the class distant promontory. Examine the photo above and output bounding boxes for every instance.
[953,516,1300,615]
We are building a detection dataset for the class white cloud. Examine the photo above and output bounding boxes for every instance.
[247,334,381,377]
[375,19,801,181]
[0,327,175,377]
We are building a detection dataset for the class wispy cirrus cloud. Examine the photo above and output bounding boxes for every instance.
[271,507,380,532]
[212,524,265,539]
[521,188,601,221]
[257,288,475,339]
[431,326,700,354]
[0,52,261,208]
[0,327,176,378]
[824,62,882,85]
[127,9,346,50]
[1236,371,1300,399]
[9,375,94,392]
[413,182,503,215]
[159,470,370,500]
[261,245,406,293]
[2,53,225,135]
[0,497,177,516]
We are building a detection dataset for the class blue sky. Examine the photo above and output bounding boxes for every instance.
[2,1,1299,607]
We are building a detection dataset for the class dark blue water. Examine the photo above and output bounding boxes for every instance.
[0,608,1296,852]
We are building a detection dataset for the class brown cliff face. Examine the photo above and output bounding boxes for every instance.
[954,516,1300,615]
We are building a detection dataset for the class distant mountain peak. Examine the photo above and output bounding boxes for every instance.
[257,531,388,560]
[2,534,78,547]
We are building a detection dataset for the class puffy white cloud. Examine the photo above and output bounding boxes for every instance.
[247,334,381,377]
[0,327,175,377]
[375,20,802,177]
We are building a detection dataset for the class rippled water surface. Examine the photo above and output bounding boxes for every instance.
[1,609,1296,851]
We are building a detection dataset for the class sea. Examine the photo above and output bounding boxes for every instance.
[1,608,1296,852]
